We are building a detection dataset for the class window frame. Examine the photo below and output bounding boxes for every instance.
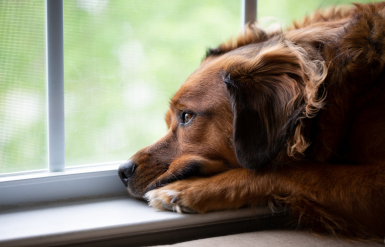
[0,0,257,207]
[46,0,65,173]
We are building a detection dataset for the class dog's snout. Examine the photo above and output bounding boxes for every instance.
[118,160,137,186]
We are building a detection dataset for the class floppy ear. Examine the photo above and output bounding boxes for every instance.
[223,40,327,170]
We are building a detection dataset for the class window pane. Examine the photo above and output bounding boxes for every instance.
[0,1,46,174]
[258,0,383,28]
[63,0,241,166]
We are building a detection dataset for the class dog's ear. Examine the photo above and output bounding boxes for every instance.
[223,40,327,170]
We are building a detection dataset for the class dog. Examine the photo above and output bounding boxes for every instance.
[118,2,385,242]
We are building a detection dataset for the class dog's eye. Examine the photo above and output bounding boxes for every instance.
[181,111,193,124]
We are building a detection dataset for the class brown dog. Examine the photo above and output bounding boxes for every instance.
[118,2,385,241]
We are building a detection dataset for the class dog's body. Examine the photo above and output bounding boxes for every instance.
[119,2,385,242]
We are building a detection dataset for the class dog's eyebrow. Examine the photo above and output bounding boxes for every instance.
[170,98,213,117]
[169,99,178,106]
[169,99,184,109]
[170,98,196,111]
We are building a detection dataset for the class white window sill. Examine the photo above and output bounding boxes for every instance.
[0,163,125,206]
[0,195,273,247]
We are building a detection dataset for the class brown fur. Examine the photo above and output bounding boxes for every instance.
[119,2,385,242]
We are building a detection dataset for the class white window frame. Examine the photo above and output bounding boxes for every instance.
[0,0,257,207]
[46,0,65,173]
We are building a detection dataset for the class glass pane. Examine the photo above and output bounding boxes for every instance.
[258,0,384,28]
[64,0,241,166]
[0,1,46,174]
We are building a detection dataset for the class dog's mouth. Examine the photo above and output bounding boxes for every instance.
[143,162,202,194]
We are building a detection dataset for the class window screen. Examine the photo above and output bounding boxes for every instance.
[0,1,46,174]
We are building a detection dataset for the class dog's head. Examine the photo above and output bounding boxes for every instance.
[118,55,240,199]
[118,33,327,199]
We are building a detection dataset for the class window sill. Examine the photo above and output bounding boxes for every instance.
[0,163,126,207]
[0,195,273,247]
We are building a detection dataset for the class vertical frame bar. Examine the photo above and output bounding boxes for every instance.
[46,0,65,172]
[242,0,257,30]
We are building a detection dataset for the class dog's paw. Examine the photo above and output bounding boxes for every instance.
[144,180,200,214]
[144,171,251,213]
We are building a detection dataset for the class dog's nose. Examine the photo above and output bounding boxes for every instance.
[118,159,137,187]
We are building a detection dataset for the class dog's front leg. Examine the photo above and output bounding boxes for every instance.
[144,168,279,213]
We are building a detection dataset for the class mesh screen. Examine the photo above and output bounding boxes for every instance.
[0,0,46,174]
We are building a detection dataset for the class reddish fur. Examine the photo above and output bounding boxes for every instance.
[123,2,385,242]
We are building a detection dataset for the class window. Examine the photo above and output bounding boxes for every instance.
[1,0,241,176]
[0,0,381,205]
[0,0,381,245]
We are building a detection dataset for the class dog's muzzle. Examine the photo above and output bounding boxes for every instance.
[118,159,137,187]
